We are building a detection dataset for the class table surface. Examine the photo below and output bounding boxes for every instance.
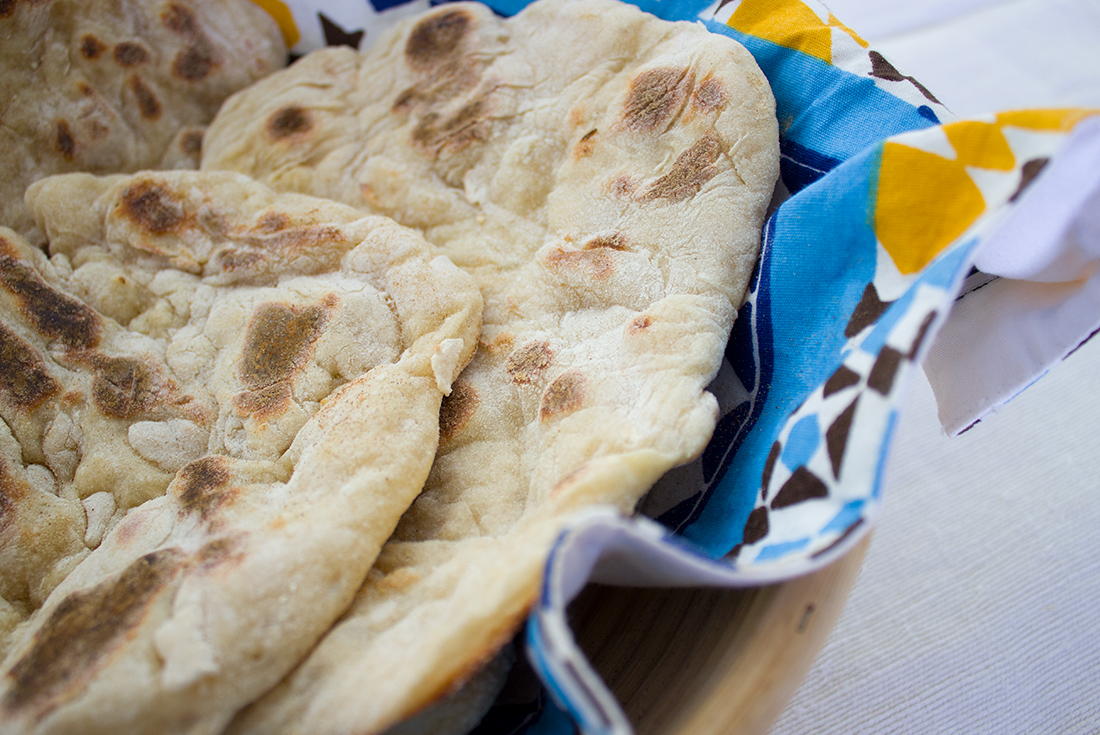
[764,1,1100,733]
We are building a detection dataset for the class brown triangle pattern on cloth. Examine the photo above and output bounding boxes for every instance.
[770,466,828,509]
[760,441,782,502]
[319,12,365,49]
[907,310,938,360]
[824,364,860,397]
[867,345,904,395]
[1009,157,1050,203]
[826,397,858,479]
[845,282,892,338]
[868,50,940,104]
[742,506,770,545]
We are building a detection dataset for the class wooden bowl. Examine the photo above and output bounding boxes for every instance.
[567,534,871,735]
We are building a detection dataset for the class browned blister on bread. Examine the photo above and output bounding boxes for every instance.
[202,0,779,733]
[0,170,482,735]
[0,0,287,240]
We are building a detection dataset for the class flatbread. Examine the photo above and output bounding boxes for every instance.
[0,0,286,240]
[0,170,482,734]
[381,644,517,735]
[203,0,779,732]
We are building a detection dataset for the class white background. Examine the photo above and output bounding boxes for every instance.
[767,1,1100,733]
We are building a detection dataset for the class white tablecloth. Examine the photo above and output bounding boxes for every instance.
[767,1,1100,733]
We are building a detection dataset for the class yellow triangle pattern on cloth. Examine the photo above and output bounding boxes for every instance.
[997,108,1098,132]
[873,113,1097,275]
[943,121,1016,171]
[828,13,869,50]
[726,0,862,63]
[875,141,986,275]
[249,0,301,49]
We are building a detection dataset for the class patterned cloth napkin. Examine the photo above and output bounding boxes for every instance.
[249,0,1100,732]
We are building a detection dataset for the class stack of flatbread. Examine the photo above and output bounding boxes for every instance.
[0,170,483,734]
[0,0,780,733]
[0,0,287,241]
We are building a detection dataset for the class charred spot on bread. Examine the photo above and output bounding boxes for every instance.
[179,129,203,157]
[255,211,291,233]
[638,134,722,202]
[113,42,149,67]
[175,455,233,520]
[573,128,598,159]
[240,302,327,391]
[85,118,111,141]
[620,67,692,133]
[0,322,61,412]
[160,1,198,34]
[196,535,243,567]
[544,245,616,280]
[628,314,653,333]
[55,120,77,160]
[214,248,264,273]
[410,97,491,155]
[127,74,163,120]
[173,42,217,82]
[692,77,727,112]
[79,33,106,59]
[119,180,187,235]
[266,105,313,141]
[232,382,292,419]
[240,223,344,263]
[582,232,627,251]
[606,175,637,198]
[439,379,478,443]
[395,7,485,114]
[405,8,472,71]
[0,250,102,350]
[392,86,420,112]
[161,3,219,82]
[392,74,478,113]
[540,370,585,419]
[505,340,553,384]
[92,356,158,418]
[1,548,185,717]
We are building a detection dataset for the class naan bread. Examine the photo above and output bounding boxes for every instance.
[0,0,286,240]
[203,0,779,732]
[0,170,482,734]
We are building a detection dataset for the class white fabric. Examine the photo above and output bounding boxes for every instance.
[924,118,1100,434]
[813,0,1005,41]
[768,0,1100,732]
[973,118,1100,283]
[861,0,1100,117]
